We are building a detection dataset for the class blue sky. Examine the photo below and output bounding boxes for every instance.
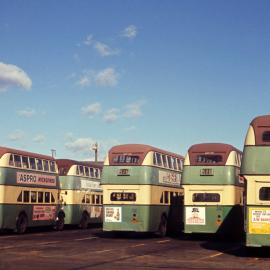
[1,0,270,160]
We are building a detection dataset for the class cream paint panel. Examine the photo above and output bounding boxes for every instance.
[67,165,77,176]
[226,151,237,166]
[0,153,11,167]
[103,184,183,205]
[246,176,270,205]
[183,185,243,205]
[142,152,154,166]
[104,154,109,166]
[184,153,190,166]
[60,189,102,205]
[244,125,255,146]
[0,185,58,204]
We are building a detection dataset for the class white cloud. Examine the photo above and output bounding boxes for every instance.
[8,129,25,141]
[33,134,46,143]
[77,68,118,88]
[65,137,96,155]
[124,100,146,118]
[84,34,94,46]
[103,108,120,123]
[78,75,92,87]
[124,126,136,132]
[122,25,137,39]
[0,62,32,92]
[94,42,119,57]
[95,68,118,87]
[17,108,36,118]
[81,102,101,118]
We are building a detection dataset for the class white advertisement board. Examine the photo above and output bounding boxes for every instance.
[104,206,122,222]
[185,206,206,225]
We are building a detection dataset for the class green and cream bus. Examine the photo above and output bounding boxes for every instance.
[57,159,103,229]
[183,143,243,235]
[0,146,62,233]
[241,115,270,247]
[102,144,184,236]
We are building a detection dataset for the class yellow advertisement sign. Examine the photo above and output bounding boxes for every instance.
[249,208,270,234]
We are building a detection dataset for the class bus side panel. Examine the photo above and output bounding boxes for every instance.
[183,166,241,186]
[103,205,170,232]
[184,205,243,235]
[246,205,270,247]
[1,204,57,230]
[241,147,270,175]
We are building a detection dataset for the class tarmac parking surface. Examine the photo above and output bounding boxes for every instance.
[0,226,269,270]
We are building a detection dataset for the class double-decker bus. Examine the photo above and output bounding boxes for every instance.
[0,146,62,233]
[57,159,103,229]
[183,143,243,235]
[102,144,184,236]
[241,115,270,247]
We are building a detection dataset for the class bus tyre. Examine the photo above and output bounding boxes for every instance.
[16,213,28,234]
[80,212,89,229]
[56,215,65,231]
[158,215,167,237]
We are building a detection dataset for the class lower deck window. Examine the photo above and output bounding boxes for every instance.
[259,187,270,201]
[110,192,136,201]
[192,193,220,202]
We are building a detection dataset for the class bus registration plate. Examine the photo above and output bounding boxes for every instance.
[118,169,129,176]
[200,168,214,176]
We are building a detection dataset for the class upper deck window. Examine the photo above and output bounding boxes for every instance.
[262,131,270,142]
[85,167,90,177]
[14,155,22,167]
[50,161,56,172]
[79,165,84,175]
[196,155,223,164]
[177,159,183,171]
[113,155,139,164]
[172,157,177,170]
[29,157,36,170]
[22,156,29,169]
[167,156,172,169]
[36,159,43,171]
[43,160,49,172]
[162,155,168,168]
[9,155,14,166]
[259,187,270,201]
[154,153,163,167]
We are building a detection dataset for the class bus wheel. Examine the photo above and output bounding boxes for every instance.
[80,212,89,229]
[55,214,65,231]
[16,213,28,234]
[158,215,167,237]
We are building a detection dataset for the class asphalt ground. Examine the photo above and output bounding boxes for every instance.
[0,226,270,270]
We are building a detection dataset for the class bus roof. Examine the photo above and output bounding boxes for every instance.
[250,115,270,128]
[56,159,103,170]
[187,143,242,166]
[250,115,270,145]
[108,144,183,165]
[56,159,103,176]
[0,146,55,161]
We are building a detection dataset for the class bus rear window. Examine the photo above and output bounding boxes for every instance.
[110,192,136,201]
[113,155,139,164]
[262,131,270,142]
[192,193,220,202]
[196,155,223,164]
[259,187,270,201]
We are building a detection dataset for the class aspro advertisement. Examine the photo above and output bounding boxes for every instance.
[104,207,122,222]
[32,205,56,221]
[185,207,206,225]
[249,208,270,234]
[17,172,56,187]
